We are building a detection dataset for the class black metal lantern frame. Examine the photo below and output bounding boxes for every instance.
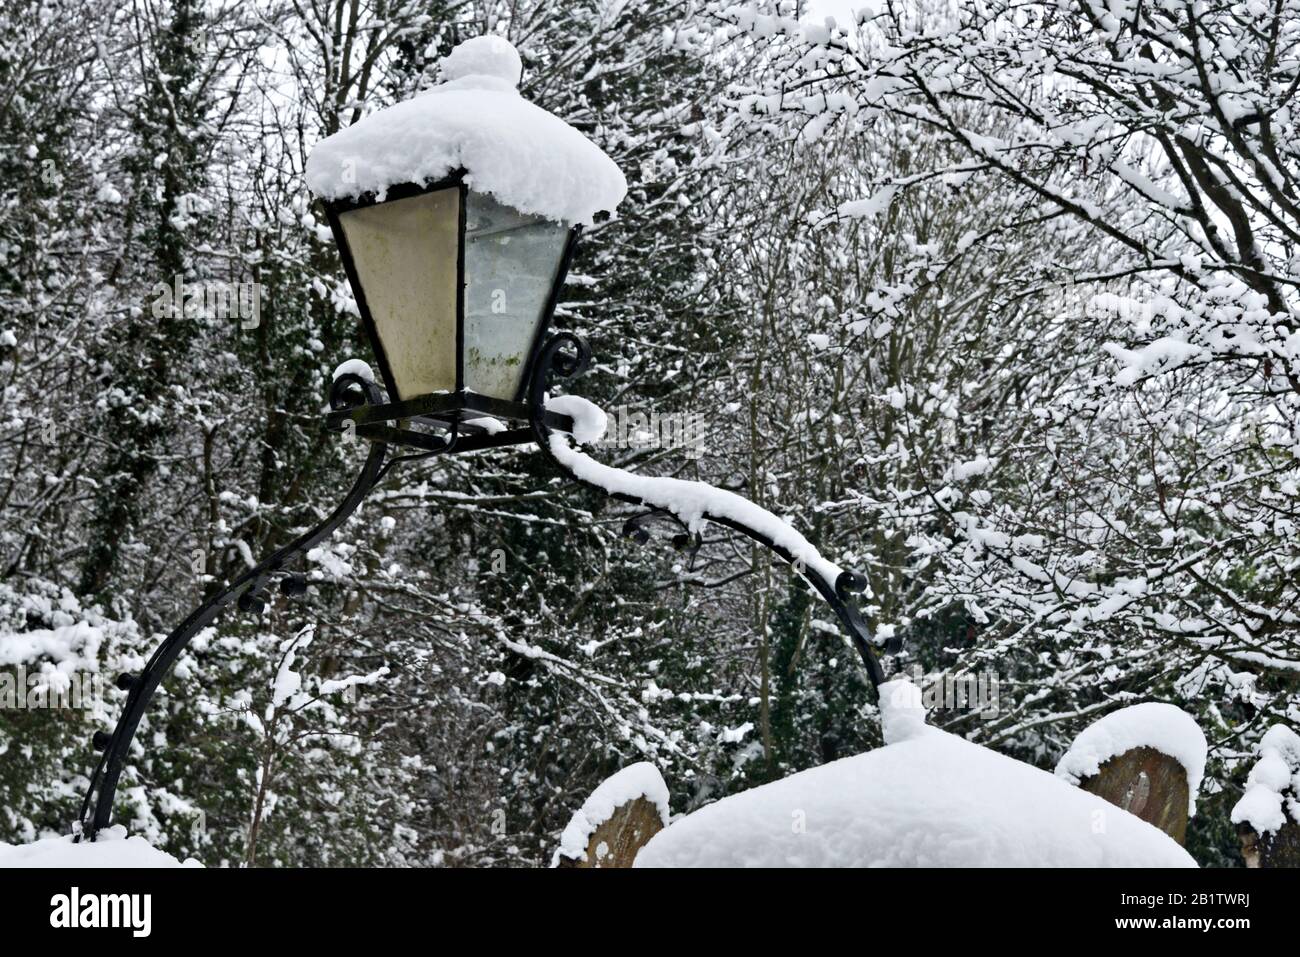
[76,221,897,842]
[321,170,582,452]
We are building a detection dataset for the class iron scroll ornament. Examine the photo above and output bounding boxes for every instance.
[526,332,894,687]
[77,374,391,841]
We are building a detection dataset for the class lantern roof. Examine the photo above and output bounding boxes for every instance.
[305,35,626,225]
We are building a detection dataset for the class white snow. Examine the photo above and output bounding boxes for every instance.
[462,416,506,435]
[1103,337,1204,386]
[1055,703,1207,815]
[635,681,1196,868]
[271,633,307,709]
[879,677,928,744]
[0,619,102,669]
[545,394,608,445]
[439,35,522,86]
[547,416,846,587]
[552,761,670,866]
[1231,724,1300,836]
[945,455,992,482]
[0,827,199,868]
[838,185,897,219]
[332,358,374,382]
[306,37,626,225]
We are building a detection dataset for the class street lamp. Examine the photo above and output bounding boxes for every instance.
[76,36,894,842]
[303,31,625,447]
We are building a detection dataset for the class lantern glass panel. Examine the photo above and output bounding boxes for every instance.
[463,192,569,401]
[337,186,461,399]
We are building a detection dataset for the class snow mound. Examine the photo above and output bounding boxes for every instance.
[1055,703,1206,814]
[552,762,670,867]
[0,826,200,868]
[440,35,522,86]
[0,619,102,669]
[306,37,626,225]
[1231,724,1300,836]
[634,683,1195,868]
[880,678,927,744]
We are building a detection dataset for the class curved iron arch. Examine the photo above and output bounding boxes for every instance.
[526,332,894,687]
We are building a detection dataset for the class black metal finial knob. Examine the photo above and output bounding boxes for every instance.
[237,591,266,614]
[279,573,307,596]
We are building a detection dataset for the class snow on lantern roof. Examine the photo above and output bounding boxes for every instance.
[1055,702,1207,816]
[305,35,627,225]
[632,680,1196,868]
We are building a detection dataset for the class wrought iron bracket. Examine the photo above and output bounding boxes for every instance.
[78,373,399,842]
[78,343,898,840]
